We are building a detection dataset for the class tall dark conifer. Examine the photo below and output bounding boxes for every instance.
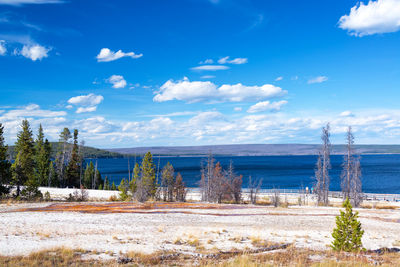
[35,124,51,186]
[66,129,80,187]
[140,152,157,198]
[12,120,36,197]
[0,123,11,195]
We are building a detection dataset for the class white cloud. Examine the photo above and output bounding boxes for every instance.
[5,104,400,147]
[66,105,73,109]
[275,76,283,81]
[308,76,328,84]
[0,0,63,5]
[234,107,242,111]
[153,77,287,103]
[20,44,49,61]
[339,0,400,36]
[191,65,229,71]
[1,104,66,119]
[96,48,142,62]
[200,75,216,79]
[218,56,248,64]
[107,75,127,89]
[76,106,97,114]
[247,100,288,113]
[67,93,104,113]
[68,93,103,106]
[340,111,355,117]
[0,40,6,55]
[199,59,214,64]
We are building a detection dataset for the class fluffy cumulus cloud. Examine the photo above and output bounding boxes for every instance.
[0,0,63,5]
[154,77,287,103]
[67,93,104,114]
[191,65,229,71]
[19,44,50,61]
[308,76,328,84]
[107,75,127,88]
[0,40,6,55]
[96,48,142,62]
[218,56,248,64]
[247,100,288,113]
[339,0,400,36]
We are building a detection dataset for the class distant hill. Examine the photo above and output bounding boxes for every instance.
[8,142,124,159]
[107,144,400,156]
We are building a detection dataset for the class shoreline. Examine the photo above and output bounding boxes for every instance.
[32,186,400,204]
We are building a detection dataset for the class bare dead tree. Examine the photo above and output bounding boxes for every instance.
[351,155,363,207]
[200,152,214,202]
[341,126,363,207]
[271,188,280,207]
[341,126,354,200]
[224,160,243,203]
[248,176,262,204]
[314,123,331,205]
[174,172,186,202]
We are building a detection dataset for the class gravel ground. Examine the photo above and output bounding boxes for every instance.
[0,202,399,258]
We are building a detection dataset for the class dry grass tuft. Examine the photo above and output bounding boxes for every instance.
[249,236,273,248]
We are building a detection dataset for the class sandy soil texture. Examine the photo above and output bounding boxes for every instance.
[0,201,399,259]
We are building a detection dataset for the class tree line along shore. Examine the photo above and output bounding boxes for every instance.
[0,120,370,208]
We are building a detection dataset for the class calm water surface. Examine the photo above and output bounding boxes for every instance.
[87,155,400,194]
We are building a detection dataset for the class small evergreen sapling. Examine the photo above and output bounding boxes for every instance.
[331,198,364,252]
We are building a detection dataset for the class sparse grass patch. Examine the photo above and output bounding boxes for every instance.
[249,236,272,247]
[174,237,183,245]
[393,240,400,247]
[0,247,109,267]
[256,196,272,206]
[187,237,200,247]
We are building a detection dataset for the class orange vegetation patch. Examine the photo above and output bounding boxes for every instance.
[9,202,256,214]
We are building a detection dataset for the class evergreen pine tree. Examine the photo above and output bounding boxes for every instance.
[35,124,51,186]
[111,181,117,190]
[95,169,103,189]
[118,178,129,200]
[140,152,157,198]
[104,176,110,190]
[48,161,58,187]
[0,123,11,195]
[55,128,71,187]
[161,162,174,201]
[83,162,95,189]
[331,198,364,252]
[12,120,37,197]
[66,129,80,188]
[129,162,139,194]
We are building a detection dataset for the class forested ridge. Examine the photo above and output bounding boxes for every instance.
[7,142,123,159]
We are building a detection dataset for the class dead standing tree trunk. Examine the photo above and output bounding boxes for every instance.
[341,126,363,207]
[314,123,331,206]
[341,126,354,201]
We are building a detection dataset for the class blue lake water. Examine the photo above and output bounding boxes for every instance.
[86,155,400,194]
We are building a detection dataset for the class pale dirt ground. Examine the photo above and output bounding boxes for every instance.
[0,198,399,259]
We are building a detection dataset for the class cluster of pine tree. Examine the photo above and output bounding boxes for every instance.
[117,152,187,202]
[0,120,104,199]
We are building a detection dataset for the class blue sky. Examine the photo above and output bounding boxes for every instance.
[1,0,400,148]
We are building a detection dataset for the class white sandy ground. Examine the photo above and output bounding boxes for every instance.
[0,198,399,259]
